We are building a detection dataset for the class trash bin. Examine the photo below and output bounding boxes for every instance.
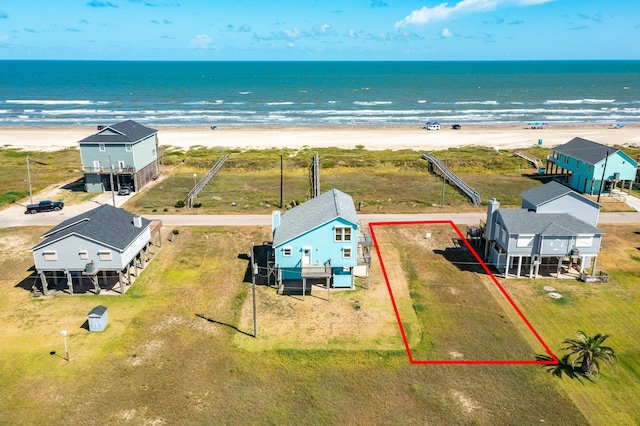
[538,139,543,145]
[88,305,108,332]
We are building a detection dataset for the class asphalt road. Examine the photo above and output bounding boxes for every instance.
[1,195,639,229]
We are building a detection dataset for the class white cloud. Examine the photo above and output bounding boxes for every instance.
[396,0,555,27]
[189,34,212,49]
[441,28,454,37]
[284,28,303,39]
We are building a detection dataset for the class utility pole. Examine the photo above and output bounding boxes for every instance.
[596,148,610,204]
[280,153,283,209]
[251,243,257,337]
[26,156,33,204]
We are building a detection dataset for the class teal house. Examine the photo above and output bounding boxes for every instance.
[545,137,638,195]
[271,189,360,290]
[79,120,160,193]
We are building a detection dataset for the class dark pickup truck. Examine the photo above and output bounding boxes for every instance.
[25,200,64,214]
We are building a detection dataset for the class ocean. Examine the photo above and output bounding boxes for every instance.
[1,60,639,127]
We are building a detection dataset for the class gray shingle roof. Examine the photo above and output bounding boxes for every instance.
[78,120,157,144]
[553,137,617,165]
[497,209,603,236]
[273,188,359,247]
[32,204,151,251]
[520,181,599,209]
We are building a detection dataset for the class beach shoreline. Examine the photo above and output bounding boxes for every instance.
[1,123,639,152]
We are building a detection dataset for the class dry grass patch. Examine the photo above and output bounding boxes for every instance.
[234,251,421,351]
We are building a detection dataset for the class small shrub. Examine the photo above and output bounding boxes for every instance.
[193,202,202,208]
[163,208,168,212]
[171,229,179,235]
[175,200,185,208]
[152,208,157,212]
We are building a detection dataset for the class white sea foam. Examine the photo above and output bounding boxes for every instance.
[353,101,393,106]
[546,99,615,104]
[454,101,499,105]
[6,99,94,105]
[266,102,295,106]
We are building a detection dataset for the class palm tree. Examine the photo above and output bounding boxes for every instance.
[535,354,591,383]
[561,330,618,378]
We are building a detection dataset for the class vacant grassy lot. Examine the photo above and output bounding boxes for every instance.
[2,221,639,424]
[0,148,83,207]
[372,224,550,362]
[129,146,551,215]
[4,145,637,214]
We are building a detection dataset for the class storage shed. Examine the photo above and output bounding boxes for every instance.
[88,305,108,332]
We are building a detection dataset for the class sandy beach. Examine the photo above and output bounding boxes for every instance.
[1,124,640,152]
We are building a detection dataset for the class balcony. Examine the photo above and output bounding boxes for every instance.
[301,264,332,278]
[83,166,137,174]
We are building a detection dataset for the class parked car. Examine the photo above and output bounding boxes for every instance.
[427,123,440,130]
[452,124,461,130]
[117,187,131,196]
[25,200,64,214]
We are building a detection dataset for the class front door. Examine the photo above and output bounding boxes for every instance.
[302,248,311,266]
[93,160,100,170]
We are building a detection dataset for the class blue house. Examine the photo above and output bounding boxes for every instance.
[271,189,359,290]
[544,137,638,195]
[79,120,161,193]
[520,181,601,226]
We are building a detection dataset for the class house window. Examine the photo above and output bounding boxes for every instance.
[125,144,132,152]
[99,143,106,152]
[282,247,292,257]
[98,250,112,261]
[43,250,58,261]
[343,247,352,258]
[79,250,89,260]
[576,235,593,248]
[516,234,535,248]
[335,227,352,242]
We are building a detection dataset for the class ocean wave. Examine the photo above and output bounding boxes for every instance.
[2,103,639,127]
[183,100,224,105]
[353,101,393,106]
[266,102,295,106]
[455,101,499,105]
[5,99,95,105]
[295,109,448,116]
[40,109,115,115]
[546,99,616,104]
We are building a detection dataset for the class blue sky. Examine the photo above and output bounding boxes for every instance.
[0,0,638,60]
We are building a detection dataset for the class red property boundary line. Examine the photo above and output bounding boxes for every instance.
[368,220,558,365]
